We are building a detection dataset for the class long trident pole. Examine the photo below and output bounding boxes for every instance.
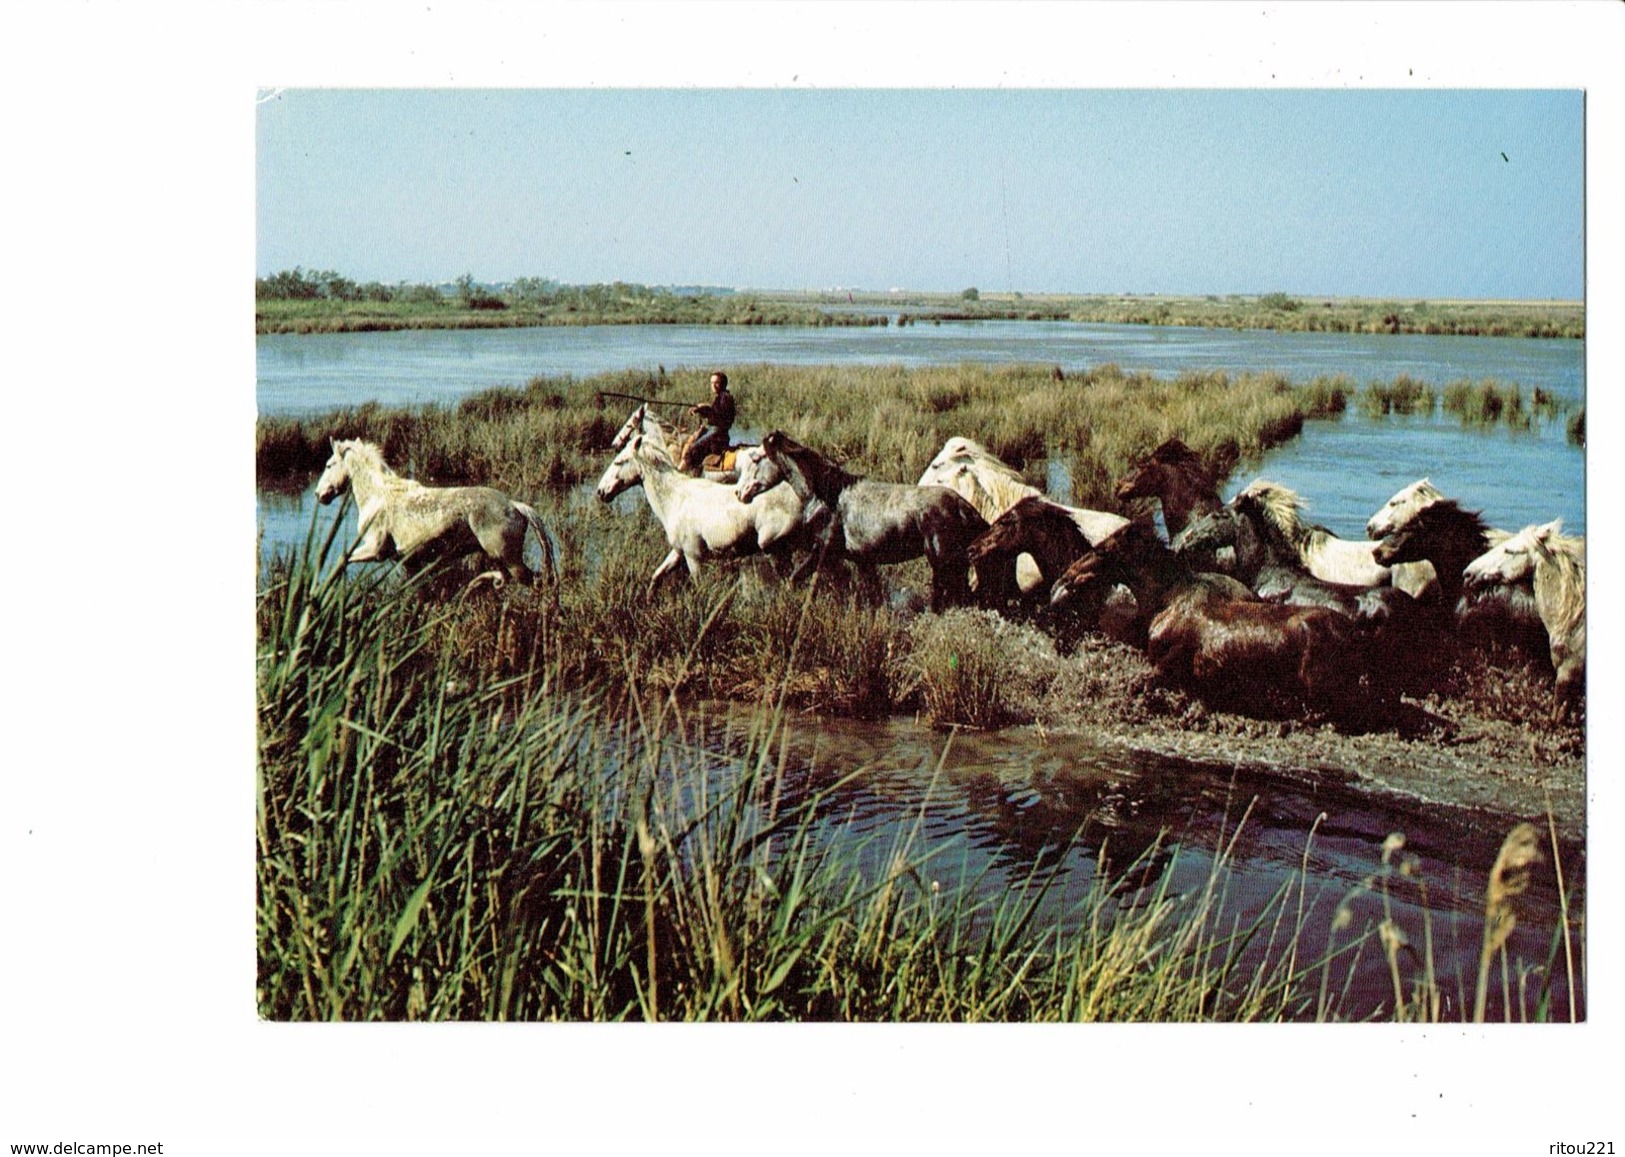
[596,389,696,410]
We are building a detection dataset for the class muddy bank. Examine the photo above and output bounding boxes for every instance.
[897,611,1586,842]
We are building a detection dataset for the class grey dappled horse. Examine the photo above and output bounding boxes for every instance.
[737,431,988,612]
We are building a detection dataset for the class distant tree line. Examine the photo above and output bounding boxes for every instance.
[256,269,735,312]
[255,267,444,304]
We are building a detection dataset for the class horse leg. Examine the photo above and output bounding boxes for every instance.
[929,555,971,613]
[856,563,884,606]
[473,519,533,588]
[791,523,838,584]
[647,548,688,596]
[1553,659,1583,723]
[768,548,798,582]
[347,527,394,565]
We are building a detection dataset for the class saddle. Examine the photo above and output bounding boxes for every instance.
[701,447,741,473]
[677,427,746,479]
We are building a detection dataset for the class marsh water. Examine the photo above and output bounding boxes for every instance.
[256,319,1586,1020]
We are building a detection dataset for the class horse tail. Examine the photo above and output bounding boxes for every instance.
[512,501,557,583]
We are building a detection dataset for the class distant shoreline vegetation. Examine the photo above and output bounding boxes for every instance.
[255,270,1584,340]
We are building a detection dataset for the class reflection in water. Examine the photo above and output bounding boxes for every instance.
[681,707,1582,1022]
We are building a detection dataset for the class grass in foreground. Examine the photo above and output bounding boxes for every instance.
[257,535,1583,1022]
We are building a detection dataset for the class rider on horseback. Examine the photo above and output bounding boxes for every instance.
[680,371,736,474]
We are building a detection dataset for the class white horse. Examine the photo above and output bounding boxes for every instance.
[608,403,749,482]
[917,437,1127,591]
[314,439,554,588]
[1463,519,1586,720]
[609,402,666,452]
[596,433,807,593]
[1365,478,1449,539]
[1234,479,1434,595]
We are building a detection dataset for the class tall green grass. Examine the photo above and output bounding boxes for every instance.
[1439,378,1570,431]
[258,362,1315,514]
[1360,373,1435,417]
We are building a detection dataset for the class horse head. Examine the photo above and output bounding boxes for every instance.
[1050,551,1111,609]
[1176,507,1235,559]
[926,437,984,468]
[595,435,646,502]
[1366,477,1445,539]
[1117,439,1201,499]
[1372,525,1418,568]
[734,444,785,504]
[315,440,353,505]
[965,511,1023,564]
[1051,522,1150,607]
[1463,519,1562,589]
[1371,499,1485,569]
[916,454,963,489]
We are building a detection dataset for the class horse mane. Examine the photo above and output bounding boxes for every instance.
[1531,530,1586,641]
[1236,480,1323,550]
[337,439,398,478]
[632,433,679,468]
[986,496,1086,552]
[1008,493,1068,524]
[763,431,858,497]
[1407,498,1492,543]
[971,465,1042,515]
[1150,437,1211,475]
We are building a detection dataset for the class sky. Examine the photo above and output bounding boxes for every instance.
[258,87,1583,300]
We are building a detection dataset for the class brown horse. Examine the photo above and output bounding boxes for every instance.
[966,496,1094,607]
[1052,522,1357,715]
[1114,438,1225,539]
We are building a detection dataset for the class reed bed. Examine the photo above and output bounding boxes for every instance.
[259,362,1314,513]
[256,294,891,335]
[257,362,1585,741]
[1438,378,1568,431]
[257,537,1580,1021]
[893,293,1584,339]
[257,281,1584,339]
[1360,373,1436,417]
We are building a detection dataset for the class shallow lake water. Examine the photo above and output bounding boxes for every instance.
[256,320,1587,1021]
[258,318,1584,538]
[679,705,1582,1021]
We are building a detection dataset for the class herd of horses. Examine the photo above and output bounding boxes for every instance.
[312,403,1585,723]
